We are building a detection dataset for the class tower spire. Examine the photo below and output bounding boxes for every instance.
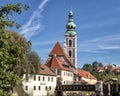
[64,10,77,68]
[70,6,72,13]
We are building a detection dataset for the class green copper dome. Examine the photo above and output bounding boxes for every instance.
[65,30,76,35]
[65,10,77,35]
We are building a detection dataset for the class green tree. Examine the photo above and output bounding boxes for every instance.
[0,30,30,95]
[0,3,29,29]
[14,50,42,78]
[82,63,93,73]
[92,61,99,72]
[27,51,42,73]
[0,3,29,96]
[82,61,104,81]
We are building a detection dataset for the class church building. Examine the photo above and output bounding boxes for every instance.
[22,10,97,96]
[45,10,77,85]
[45,10,97,85]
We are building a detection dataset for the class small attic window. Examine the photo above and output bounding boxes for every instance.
[41,67,45,70]
[63,64,69,68]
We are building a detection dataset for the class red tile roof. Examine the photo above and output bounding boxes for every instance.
[49,42,65,56]
[97,66,104,70]
[49,42,70,60]
[77,68,97,80]
[112,67,120,71]
[46,55,73,72]
[97,66,104,71]
[46,55,63,70]
[39,65,56,76]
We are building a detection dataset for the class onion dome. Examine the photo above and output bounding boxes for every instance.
[65,10,77,35]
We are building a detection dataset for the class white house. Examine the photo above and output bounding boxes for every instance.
[22,65,57,96]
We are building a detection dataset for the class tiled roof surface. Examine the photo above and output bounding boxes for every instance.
[112,67,120,71]
[49,42,70,61]
[46,56,73,72]
[39,65,56,76]
[46,56,63,70]
[97,66,104,71]
[77,68,97,80]
[49,42,66,56]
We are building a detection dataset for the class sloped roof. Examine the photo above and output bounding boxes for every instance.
[39,65,56,76]
[112,67,120,71]
[46,55,63,70]
[46,55,73,72]
[49,42,65,56]
[49,42,70,59]
[77,68,97,80]
[97,66,104,71]
[49,42,75,68]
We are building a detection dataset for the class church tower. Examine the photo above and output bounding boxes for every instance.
[64,10,77,68]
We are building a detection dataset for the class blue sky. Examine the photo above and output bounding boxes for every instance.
[1,0,120,68]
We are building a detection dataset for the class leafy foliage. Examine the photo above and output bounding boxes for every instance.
[0,89,10,96]
[0,3,29,95]
[0,30,30,94]
[27,51,42,73]
[0,3,29,29]
[0,3,43,95]
[82,61,120,83]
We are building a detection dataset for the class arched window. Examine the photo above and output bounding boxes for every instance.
[69,50,72,57]
[69,40,72,47]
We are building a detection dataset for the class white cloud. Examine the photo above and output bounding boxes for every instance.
[78,33,120,53]
[20,0,49,39]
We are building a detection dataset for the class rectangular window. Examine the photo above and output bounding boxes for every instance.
[57,69,61,75]
[68,72,70,76]
[38,76,40,81]
[51,77,53,82]
[45,86,47,90]
[49,86,51,90]
[38,86,41,90]
[25,86,28,90]
[64,72,65,76]
[48,77,50,81]
[34,86,36,90]
[34,75,36,81]
[43,76,45,81]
